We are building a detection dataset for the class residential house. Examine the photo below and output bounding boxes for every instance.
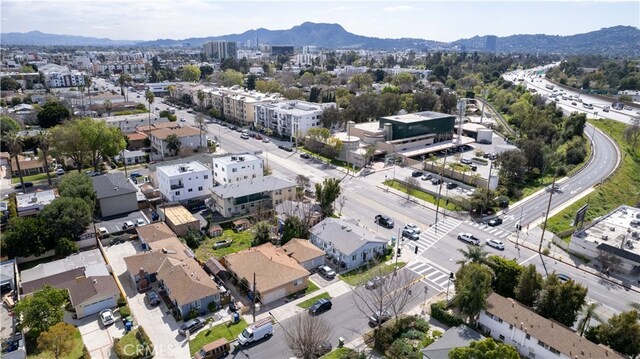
[223,243,310,304]
[114,149,147,165]
[15,189,57,217]
[421,325,484,359]
[92,173,139,217]
[254,100,336,141]
[20,249,119,318]
[279,239,325,271]
[126,132,148,150]
[276,200,323,229]
[124,237,220,317]
[149,126,206,159]
[208,176,296,218]
[10,155,51,177]
[156,161,213,202]
[135,121,181,135]
[136,222,176,247]
[212,153,263,185]
[310,218,388,271]
[478,293,625,359]
[163,205,201,236]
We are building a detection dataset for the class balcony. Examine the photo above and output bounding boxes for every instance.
[170,182,184,190]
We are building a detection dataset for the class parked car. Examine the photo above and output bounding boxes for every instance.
[404,223,421,234]
[179,317,206,336]
[402,228,419,240]
[237,318,273,345]
[317,265,336,280]
[255,134,262,140]
[193,338,231,359]
[411,170,423,177]
[431,178,443,185]
[556,273,572,282]
[300,153,311,159]
[240,133,250,140]
[369,310,391,325]
[122,221,135,230]
[487,218,503,226]
[375,214,394,228]
[446,182,457,189]
[278,145,293,152]
[486,239,505,250]
[56,168,65,176]
[136,218,146,227]
[365,276,385,290]
[457,233,480,245]
[145,290,161,306]
[100,309,115,326]
[309,298,332,315]
[262,137,270,143]
[420,173,432,181]
[314,341,332,357]
[460,158,472,165]
[14,182,34,189]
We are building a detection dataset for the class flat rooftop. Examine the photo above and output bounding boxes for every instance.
[16,189,57,209]
[157,161,211,177]
[164,205,199,226]
[213,153,262,166]
[574,205,640,260]
[381,111,454,124]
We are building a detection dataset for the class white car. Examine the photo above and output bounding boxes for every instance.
[98,227,109,236]
[486,239,505,250]
[99,309,115,326]
[404,223,421,234]
[262,137,270,143]
[122,221,135,230]
[136,218,146,227]
[457,233,480,245]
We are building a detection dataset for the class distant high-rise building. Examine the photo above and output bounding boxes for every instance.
[203,41,237,61]
[485,35,497,52]
[271,46,294,56]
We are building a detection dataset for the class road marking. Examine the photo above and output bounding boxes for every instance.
[519,253,538,265]
[570,187,582,195]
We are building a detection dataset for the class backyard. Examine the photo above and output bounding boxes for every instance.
[194,228,254,261]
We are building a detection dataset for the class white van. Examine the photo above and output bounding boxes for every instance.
[237,317,273,346]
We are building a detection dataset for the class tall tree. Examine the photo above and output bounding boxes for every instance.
[449,338,520,359]
[315,178,341,217]
[586,310,640,358]
[58,171,97,207]
[197,89,206,111]
[281,217,309,244]
[36,129,53,186]
[84,75,93,110]
[2,216,50,257]
[165,134,182,156]
[578,302,601,337]
[284,315,333,359]
[181,65,201,82]
[453,263,493,324]
[145,90,155,129]
[195,114,206,148]
[514,264,543,307]
[456,245,493,267]
[37,100,70,128]
[487,256,522,299]
[14,285,68,338]
[118,73,132,101]
[40,197,93,239]
[536,273,588,327]
[5,131,25,192]
[319,106,341,128]
[37,322,77,359]
[103,99,113,116]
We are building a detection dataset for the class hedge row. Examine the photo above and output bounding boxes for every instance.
[430,301,464,327]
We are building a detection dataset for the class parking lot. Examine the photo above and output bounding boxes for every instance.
[96,210,151,237]
[104,240,190,358]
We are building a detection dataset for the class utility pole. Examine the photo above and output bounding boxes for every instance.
[515,206,524,248]
[538,176,556,253]
[252,272,257,323]
[434,148,448,233]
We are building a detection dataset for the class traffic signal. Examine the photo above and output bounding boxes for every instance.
[516,223,522,231]
[414,246,418,254]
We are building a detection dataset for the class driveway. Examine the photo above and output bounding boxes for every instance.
[64,311,124,359]
[105,240,190,358]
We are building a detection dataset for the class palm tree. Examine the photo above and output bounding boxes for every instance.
[78,85,85,115]
[456,245,493,267]
[84,75,93,110]
[118,73,132,102]
[103,99,113,116]
[197,89,205,111]
[195,114,205,149]
[145,90,155,129]
[5,132,25,192]
[37,130,53,186]
[577,302,601,337]
[166,84,177,101]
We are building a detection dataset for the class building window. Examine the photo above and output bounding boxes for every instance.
[352,255,357,261]
[526,334,530,339]
[509,324,513,329]
[204,175,209,179]
[498,335,505,341]
[175,191,180,195]
[293,278,302,286]
[188,188,193,192]
[232,168,237,172]
[191,300,201,309]
[198,186,203,191]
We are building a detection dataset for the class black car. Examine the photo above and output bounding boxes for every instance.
[278,145,294,152]
[375,214,394,228]
[300,153,311,159]
[145,290,161,306]
[488,218,503,226]
[431,178,443,185]
[178,317,205,336]
[446,182,457,189]
[309,298,332,315]
[411,170,423,177]
[14,182,34,189]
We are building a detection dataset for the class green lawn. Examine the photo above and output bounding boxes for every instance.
[321,347,357,359]
[195,229,254,261]
[299,147,358,171]
[11,172,53,184]
[383,180,460,211]
[340,262,406,287]
[189,319,247,356]
[547,119,640,237]
[304,280,320,295]
[27,328,84,359]
[297,292,332,309]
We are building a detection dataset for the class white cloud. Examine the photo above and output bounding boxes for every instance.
[383,5,415,12]
[331,6,354,11]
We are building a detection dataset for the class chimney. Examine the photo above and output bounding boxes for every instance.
[139,267,145,276]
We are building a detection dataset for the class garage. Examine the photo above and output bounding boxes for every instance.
[78,296,117,318]
[261,287,287,304]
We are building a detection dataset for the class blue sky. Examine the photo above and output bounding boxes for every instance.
[1,1,638,42]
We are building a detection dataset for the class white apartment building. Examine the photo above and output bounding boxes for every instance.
[93,61,147,75]
[254,101,336,141]
[156,161,213,202]
[39,64,86,88]
[212,153,263,185]
[16,190,57,217]
[478,293,624,359]
[100,113,165,133]
[202,87,280,126]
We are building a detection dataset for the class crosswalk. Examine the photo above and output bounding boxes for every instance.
[464,221,511,239]
[410,217,461,255]
[407,261,453,291]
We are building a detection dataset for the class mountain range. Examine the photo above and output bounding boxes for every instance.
[2,23,639,56]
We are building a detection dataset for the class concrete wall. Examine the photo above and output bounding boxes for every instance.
[99,193,138,217]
